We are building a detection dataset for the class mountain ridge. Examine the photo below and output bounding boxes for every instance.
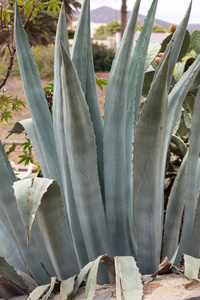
[90,6,200,33]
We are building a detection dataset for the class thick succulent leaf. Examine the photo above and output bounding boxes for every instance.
[188,189,200,258]
[72,0,104,186]
[14,178,53,245]
[0,141,17,183]
[73,261,93,294]
[167,56,200,143]
[53,4,88,269]
[0,257,31,298]
[27,283,51,300]
[84,255,106,300]
[153,1,192,89]
[10,119,79,267]
[60,43,112,261]
[0,217,27,274]
[60,275,76,300]
[142,71,154,97]
[14,178,78,279]
[175,86,200,265]
[145,43,161,71]
[174,57,195,82]
[42,277,57,300]
[184,254,200,280]
[84,255,114,299]
[159,58,200,247]
[114,257,143,300]
[126,0,158,255]
[133,53,169,274]
[9,119,51,181]
[115,256,121,300]
[162,152,188,260]
[0,147,54,284]
[14,2,61,183]
[104,0,141,121]
[191,30,200,54]
[170,135,187,158]
[104,0,141,256]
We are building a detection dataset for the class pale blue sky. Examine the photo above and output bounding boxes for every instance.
[90,0,200,24]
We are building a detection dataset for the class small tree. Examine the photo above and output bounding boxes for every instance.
[0,0,81,89]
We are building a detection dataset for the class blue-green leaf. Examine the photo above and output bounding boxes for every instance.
[72,0,104,187]
[133,52,169,274]
[126,0,158,255]
[114,256,143,299]
[0,257,30,298]
[15,1,61,183]
[153,1,192,89]
[104,0,141,256]
[60,42,112,261]
[0,141,17,183]
[53,3,88,269]
[14,178,79,279]
[175,86,200,265]
[0,149,55,284]
[162,152,188,260]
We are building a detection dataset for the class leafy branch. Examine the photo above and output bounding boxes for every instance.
[0,0,62,89]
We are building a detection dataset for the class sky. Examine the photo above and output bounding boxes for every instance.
[90,0,200,24]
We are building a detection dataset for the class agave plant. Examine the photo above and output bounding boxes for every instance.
[0,0,200,298]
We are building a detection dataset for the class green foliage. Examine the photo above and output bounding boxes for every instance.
[92,43,115,72]
[0,89,25,122]
[143,27,199,153]
[191,30,200,54]
[136,23,169,32]
[1,0,200,298]
[67,28,75,39]
[32,44,54,77]
[43,77,54,94]
[93,21,121,39]
[95,77,108,90]
[0,45,54,79]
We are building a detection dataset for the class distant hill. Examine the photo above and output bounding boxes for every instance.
[90,6,200,33]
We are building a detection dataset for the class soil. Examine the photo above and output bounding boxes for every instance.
[0,73,109,163]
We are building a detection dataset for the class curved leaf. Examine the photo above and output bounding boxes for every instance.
[133,52,169,274]
[0,141,17,183]
[114,256,143,300]
[188,187,200,258]
[153,1,192,89]
[14,178,79,279]
[15,2,61,183]
[0,148,55,284]
[0,257,30,299]
[175,86,200,265]
[60,43,112,261]
[126,0,158,255]
[72,0,104,191]
[162,152,188,260]
[53,3,88,269]
[104,0,141,256]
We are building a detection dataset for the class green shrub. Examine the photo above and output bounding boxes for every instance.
[0,44,54,80]
[93,21,121,39]
[67,28,75,39]
[92,43,115,72]
[32,44,54,78]
[136,23,169,32]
